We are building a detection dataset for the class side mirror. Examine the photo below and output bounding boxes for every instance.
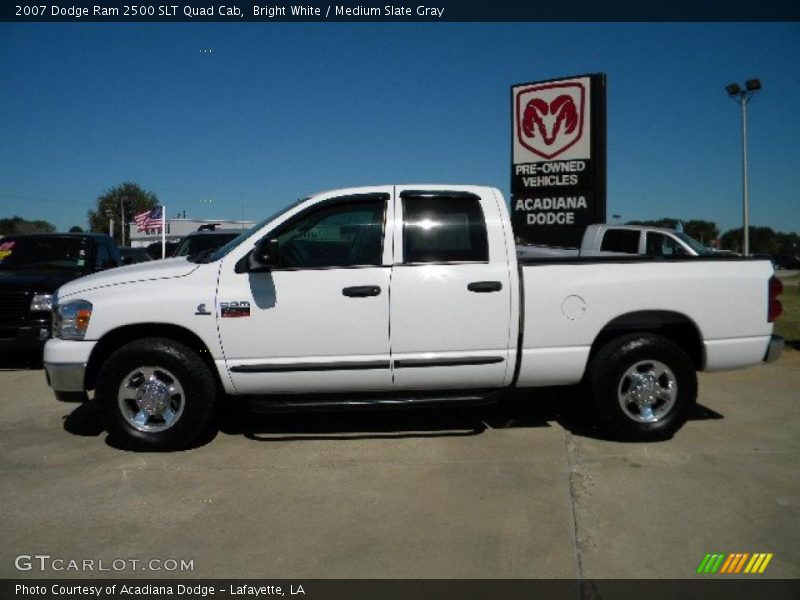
[247,238,280,272]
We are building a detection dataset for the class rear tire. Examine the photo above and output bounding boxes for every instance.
[96,338,217,450]
[585,333,697,441]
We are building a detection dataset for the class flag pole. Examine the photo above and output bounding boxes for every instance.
[161,206,166,259]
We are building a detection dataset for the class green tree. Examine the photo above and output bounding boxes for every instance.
[68,225,84,233]
[719,227,780,254]
[87,182,158,246]
[0,216,56,234]
[775,232,800,256]
[683,220,719,245]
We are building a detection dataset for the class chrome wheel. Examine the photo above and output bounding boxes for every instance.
[117,366,185,433]
[617,360,677,423]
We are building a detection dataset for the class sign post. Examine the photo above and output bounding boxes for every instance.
[511,73,606,247]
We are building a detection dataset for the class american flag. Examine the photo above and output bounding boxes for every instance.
[134,206,164,232]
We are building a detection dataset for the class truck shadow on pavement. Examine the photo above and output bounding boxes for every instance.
[61,400,106,438]
[212,386,583,444]
[62,386,725,451]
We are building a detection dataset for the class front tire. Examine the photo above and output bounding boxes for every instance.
[96,338,217,450]
[585,333,697,441]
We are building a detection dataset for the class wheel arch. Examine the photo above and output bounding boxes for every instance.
[590,310,705,371]
[85,323,221,392]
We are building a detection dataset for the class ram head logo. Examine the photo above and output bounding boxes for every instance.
[516,82,586,160]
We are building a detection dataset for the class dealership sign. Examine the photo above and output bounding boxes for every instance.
[511,74,606,247]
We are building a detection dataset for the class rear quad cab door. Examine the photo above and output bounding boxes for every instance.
[389,187,514,390]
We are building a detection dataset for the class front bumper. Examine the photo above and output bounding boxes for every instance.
[764,335,784,363]
[44,362,87,392]
[43,338,97,392]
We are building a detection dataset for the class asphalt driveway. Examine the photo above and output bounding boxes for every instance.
[1,351,798,579]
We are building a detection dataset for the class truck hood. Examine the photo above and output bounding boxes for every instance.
[56,258,200,299]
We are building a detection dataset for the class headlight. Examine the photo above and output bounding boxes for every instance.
[30,293,54,312]
[53,300,93,340]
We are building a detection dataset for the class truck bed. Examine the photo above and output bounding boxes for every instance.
[514,256,775,387]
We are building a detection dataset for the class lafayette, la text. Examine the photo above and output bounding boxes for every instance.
[16,583,305,597]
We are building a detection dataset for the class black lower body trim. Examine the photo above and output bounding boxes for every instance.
[393,356,504,369]
[231,360,390,373]
[231,356,505,373]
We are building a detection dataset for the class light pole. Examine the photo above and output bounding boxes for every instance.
[725,78,761,256]
[119,196,129,247]
[105,210,114,237]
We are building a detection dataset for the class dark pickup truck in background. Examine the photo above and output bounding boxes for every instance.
[0,233,122,355]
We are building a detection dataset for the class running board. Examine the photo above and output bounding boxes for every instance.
[245,390,501,413]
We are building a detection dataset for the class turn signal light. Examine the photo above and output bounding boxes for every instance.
[768,276,783,322]
[76,309,92,330]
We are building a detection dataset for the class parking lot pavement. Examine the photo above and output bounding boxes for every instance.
[1,352,798,579]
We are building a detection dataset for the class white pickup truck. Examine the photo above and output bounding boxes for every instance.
[44,185,784,449]
[516,223,713,259]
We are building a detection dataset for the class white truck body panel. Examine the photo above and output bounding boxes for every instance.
[218,265,394,394]
[703,337,776,371]
[57,257,201,293]
[515,260,774,386]
[54,258,232,389]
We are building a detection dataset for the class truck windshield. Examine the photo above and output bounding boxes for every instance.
[674,232,712,256]
[0,236,89,270]
[200,198,308,263]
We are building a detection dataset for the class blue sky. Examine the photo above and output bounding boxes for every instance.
[1,22,798,235]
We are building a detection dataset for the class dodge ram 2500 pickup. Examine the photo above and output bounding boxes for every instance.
[516,224,713,259]
[43,185,784,449]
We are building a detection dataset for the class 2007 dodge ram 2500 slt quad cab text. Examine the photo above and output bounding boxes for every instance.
[43,185,784,450]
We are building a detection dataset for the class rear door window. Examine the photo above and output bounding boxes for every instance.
[402,195,488,263]
[600,229,640,254]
